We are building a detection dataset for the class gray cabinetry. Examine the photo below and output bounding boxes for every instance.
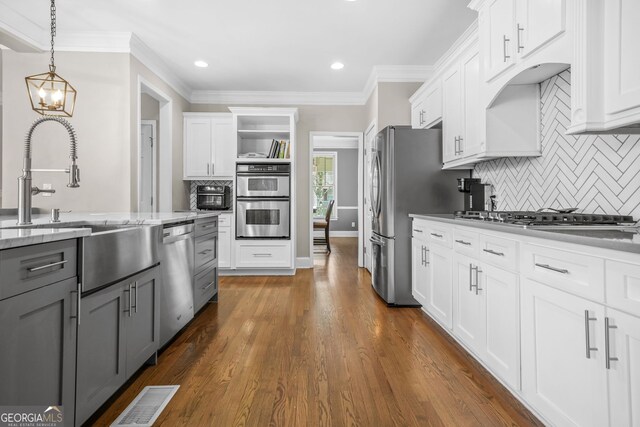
[124,267,160,377]
[194,217,218,313]
[76,266,160,425]
[0,276,78,423]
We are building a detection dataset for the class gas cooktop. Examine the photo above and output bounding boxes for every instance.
[453,211,637,229]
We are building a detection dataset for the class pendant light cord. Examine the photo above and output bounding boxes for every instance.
[49,0,56,73]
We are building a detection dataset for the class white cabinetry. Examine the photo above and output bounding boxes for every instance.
[442,48,482,165]
[517,0,566,60]
[484,0,516,81]
[521,278,608,427]
[425,242,454,330]
[218,213,232,269]
[183,113,235,179]
[410,82,443,130]
[411,237,430,306]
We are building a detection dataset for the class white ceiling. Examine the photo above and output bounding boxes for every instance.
[2,0,476,93]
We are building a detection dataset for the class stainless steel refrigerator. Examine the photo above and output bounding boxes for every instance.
[369,126,468,306]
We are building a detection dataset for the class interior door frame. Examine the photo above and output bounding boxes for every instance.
[139,120,157,213]
[309,131,364,266]
[363,120,377,271]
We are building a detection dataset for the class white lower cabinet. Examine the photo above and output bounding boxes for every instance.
[606,308,640,427]
[218,214,232,269]
[425,244,454,330]
[521,278,608,427]
[235,240,292,269]
[411,238,430,306]
[453,253,520,389]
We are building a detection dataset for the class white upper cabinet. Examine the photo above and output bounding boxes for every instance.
[484,0,516,81]
[516,0,566,60]
[604,0,640,124]
[410,82,443,130]
[442,65,462,164]
[183,113,235,179]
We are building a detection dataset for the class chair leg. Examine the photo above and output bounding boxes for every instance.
[325,226,331,253]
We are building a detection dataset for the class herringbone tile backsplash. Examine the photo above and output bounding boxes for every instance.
[473,69,640,219]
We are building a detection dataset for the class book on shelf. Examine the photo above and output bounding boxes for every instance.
[266,139,290,159]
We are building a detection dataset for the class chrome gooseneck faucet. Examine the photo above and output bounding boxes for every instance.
[18,116,80,225]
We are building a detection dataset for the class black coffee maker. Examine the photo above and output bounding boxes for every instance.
[457,178,495,211]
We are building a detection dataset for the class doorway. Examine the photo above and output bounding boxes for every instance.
[139,120,157,212]
[309,132,364,264]
[137,76,173,213]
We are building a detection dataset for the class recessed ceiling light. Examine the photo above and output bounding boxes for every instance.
[194,60,208,68]
[331,62,345,70]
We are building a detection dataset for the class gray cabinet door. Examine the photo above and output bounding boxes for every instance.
[76,282,127,425]
[125,267,160,377]
[194,265,217,313]
[0,276,78,425]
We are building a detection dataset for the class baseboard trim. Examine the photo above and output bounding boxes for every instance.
[219,268,296,276]
[296,257,313,269]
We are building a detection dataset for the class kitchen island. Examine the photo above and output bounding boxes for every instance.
[0,211,220,427]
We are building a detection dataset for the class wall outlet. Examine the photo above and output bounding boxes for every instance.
[43,183,52,197]
[351,222,356,228]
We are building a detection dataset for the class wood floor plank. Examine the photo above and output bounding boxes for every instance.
[89,238,542,427]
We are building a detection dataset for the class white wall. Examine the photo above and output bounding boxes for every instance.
[2,50,132,211]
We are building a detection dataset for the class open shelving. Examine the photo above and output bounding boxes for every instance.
[233,111,294,160]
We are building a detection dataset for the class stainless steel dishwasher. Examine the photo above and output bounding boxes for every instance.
[160,221,195,347]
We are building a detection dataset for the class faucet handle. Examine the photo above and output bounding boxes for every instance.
[31,186,56,196]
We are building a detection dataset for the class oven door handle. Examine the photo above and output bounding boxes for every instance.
[236,197,290,202]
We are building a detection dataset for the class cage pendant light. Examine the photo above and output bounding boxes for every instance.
[25,0,77,117]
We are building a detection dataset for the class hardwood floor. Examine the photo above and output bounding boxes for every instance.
[91,238,541,426]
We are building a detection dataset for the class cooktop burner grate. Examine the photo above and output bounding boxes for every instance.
[454,211,636,226]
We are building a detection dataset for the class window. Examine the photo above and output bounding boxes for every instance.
[312,152,337,219]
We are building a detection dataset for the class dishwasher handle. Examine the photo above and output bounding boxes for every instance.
[163,232,193,244]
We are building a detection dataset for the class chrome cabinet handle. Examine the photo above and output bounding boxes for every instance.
[584,310,598,358]
[77,282,82,325]
[605,317,619,369]
[133,281,138,314]
[421,245,425,266]
[198,249,213,255]
[483,249,505,257]
[70,288,78,321]
[458,136,464,155]
[475,267,483,295]
[253,253,273,257]
[454,136,459,155]
[124,284,133,317]
[211,163,215,175]
[469,264,475,291]
[455,239,471,246]
[414,229,423,234]
[425,248,430,266]
[430,233,443,238]
[503,35,511,62]
[535,263,569,274]
[202,280,215,291]
[517,24,525,53]
[28,259,68,272]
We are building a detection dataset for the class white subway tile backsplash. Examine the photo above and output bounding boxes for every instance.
[474,69,640,219]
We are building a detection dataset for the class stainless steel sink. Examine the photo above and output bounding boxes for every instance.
[4,222,161,293]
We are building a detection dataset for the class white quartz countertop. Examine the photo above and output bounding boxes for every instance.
[410,213,640,254]
[0,227,91,250]
[0,211,220,249]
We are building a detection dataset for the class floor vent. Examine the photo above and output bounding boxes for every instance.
[110,385,180,427]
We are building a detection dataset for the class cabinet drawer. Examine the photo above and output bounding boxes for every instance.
[194,266,217,313]
[235,242,291,268]
[478,234,518,271]
[453,228,479,256]
[412,220,429,240]
[427,224,452,248]
[195,217,218,237]
[195,234,217,273]
[521,243,605,301]
[0,240,77,301]
[218,214,231,228]
[606,260,640,315]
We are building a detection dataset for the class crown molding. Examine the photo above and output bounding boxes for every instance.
[0,3,45,52]
[467,0,489,12]
[128,34,192,101]
[191,90,366,106]
[55,31,132,53]
[433,20,479,72]
[362,65,434,103]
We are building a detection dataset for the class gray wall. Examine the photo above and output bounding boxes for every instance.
[314,147,358,232]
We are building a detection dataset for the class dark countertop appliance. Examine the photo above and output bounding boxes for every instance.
[457,178,494,211]
[197,184,232,210]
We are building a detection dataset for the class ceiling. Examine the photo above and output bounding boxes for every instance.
[2,0,476,93]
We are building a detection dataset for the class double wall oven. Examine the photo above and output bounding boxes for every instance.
[236,163,291,239]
